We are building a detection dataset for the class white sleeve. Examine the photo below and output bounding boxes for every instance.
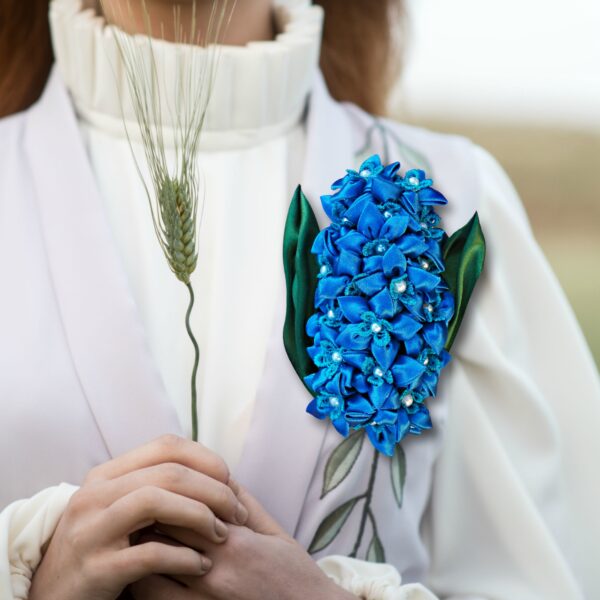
[320,145,600,600]
[0,484,78,600]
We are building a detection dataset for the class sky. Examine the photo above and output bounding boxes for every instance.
[397,0,600,130]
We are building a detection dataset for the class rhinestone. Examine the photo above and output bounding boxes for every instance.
[329,396,340,408]
[384,211,392,218]
[371,421,379,426]
[327,309,336,319]
[373,367,384,378]
[403,393,414,407]
[360,169,371,177]
[376,243,386,254]
[395,280,407,294]
[320,265,329,275]
[424,304,434,313]
[421,260,430,270]
[342,217,351,224]
[423,357,430,366]
[408,176,420,186]
[371,322,382,333]
[331,351,343,363]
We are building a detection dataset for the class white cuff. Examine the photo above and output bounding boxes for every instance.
[0,484,78,599]
[318,555,438,600]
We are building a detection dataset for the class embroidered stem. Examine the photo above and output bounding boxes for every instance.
[185,282,200,442]
[349,448,379,557]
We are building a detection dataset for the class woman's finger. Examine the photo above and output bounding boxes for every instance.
[101,462,247,525]
[85,434,230,485]
[100,486,229,544]
[108,543,211,590]
[152,524,215,553]
[130,575,199,599]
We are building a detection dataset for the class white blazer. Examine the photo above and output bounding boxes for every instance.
[1,68,599,600]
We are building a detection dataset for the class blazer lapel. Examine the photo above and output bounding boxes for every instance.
[235,71,356,537]
[24,69,182,458]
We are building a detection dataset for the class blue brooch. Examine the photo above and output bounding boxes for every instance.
[303,156,454,456]
[283,151,485,560]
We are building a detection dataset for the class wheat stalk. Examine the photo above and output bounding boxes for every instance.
[101,0,236,441]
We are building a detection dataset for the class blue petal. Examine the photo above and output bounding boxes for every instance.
[317,276,349,300]
[306,398,327,419]
[367,423,396,456]
[391,356,427,386]
[336,326,371,351]
[396,410,411,442]
[423,322,447,354]
[418,187,448,205]
[332,415,350,437]
[397,234,429,256]
[306,313,320,336]
[390,314,423,340]
[336,250,362,276]
[372,337,400,371]
[357,202,385,239]
[354,272,388,296]
[380,215,409,241]
[371,176,401,204]
[344,194,371,224]
[409,405,433,432]
[369,288,396,319]
[337,231,368,255]
[407,266,441,291]
[401,191,418,214]
[346,394,376,425]
[338,296,370,324]
[404,334,425,356]
[436,292,455,323]
[363,255,383,273]
[383,245,407,278]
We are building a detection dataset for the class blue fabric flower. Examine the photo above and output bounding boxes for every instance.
[304,155,455,456]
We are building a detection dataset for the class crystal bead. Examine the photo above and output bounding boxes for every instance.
[360,169,371,177]
[408,176,420,186]
[423,357,430,366]
[424,304,434,313]
[327,309,336,319]
[395,280,407,294]
[329,396,340,408]
[376,243,386,254]
[331,351,343,363]
[384,211,392,219]
[320,265,329,275]
[421,260,430,270]
[373,367,384,378]
[403,393,414,407]
[371,322,382,333]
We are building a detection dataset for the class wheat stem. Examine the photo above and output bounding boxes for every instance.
[185,282,200,442]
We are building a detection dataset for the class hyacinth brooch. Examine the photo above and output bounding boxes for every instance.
[283,154,485,560]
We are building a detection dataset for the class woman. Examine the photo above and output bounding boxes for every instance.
[1,0,599,598]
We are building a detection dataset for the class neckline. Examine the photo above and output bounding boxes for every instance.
[49,0,324,149]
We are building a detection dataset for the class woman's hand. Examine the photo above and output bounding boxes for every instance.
[29,435,249,600]
[129,484,356,600]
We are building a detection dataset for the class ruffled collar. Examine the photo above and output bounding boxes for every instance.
[49,0,323,149]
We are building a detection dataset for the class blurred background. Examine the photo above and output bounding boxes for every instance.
[393,0,600,366]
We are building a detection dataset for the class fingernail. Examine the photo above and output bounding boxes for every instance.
[214,518,228,541]
[199,555,212,574]
[235,502,249,524]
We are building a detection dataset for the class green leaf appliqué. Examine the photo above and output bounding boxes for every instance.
[308,497,360,554]
[366,532,386,563]
[442,212,486,350]
[321,430,365,498]
[391,444,407,508]
[282,186,321,387]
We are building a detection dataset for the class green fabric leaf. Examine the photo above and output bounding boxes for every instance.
[366,531,386,563]
[308,497,360,554]
[442,212,486,350]
[282,186,320,389]
[321,430,365,499]
[390,444,407,508]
